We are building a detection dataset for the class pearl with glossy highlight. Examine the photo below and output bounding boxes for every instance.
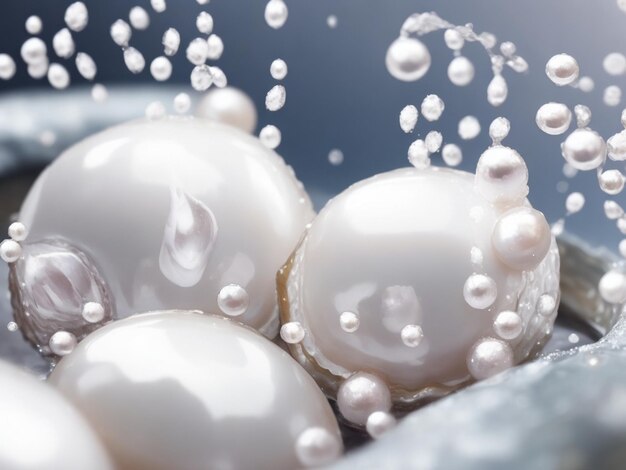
[295,427,342,468]
[475,145,528,206]
[493,311,523,340]
[337,372,392,426]
[467,337,514,380]
[561,128,607,171]
[217,284,249,317]
[599,270,626,304]
[536,102,572,135]
[463,274,498,310]
[366,411,397,439]
[385,37,431,82]
[195,87,257,133]
[545,53,579,86]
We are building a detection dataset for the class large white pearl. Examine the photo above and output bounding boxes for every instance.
[49,311,342,470]
[15,118,313,341]
[491,207,552,271]
[385,37,431,82]
[195,87,258,134]
[535,102,571,135]
[545,53,579,86]
[279,167,559,409]
[474,145,529,206]
[0,359,113,470]
[561,128,607,171]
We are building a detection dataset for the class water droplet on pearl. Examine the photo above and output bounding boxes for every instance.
[400,324,423,347]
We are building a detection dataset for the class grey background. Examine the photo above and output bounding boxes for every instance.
[0,0,625,251]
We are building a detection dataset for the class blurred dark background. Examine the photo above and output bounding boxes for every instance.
[0,0,625,252]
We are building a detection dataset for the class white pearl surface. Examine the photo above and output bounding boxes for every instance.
[535,102,571,135]
[467,337,514,380]
[49,311,341,470]
[385,37,431,82]
[195,87,257,134]
[599,270,626,304]
[0,360,113,470]
[280,167,559,394]
[561,128,607,171]
[16,118,313,337]
[447,56,474,86]
[365,411,397,439]
[545,53,579,86]
[337,372,392,425]
[475,145,529,206]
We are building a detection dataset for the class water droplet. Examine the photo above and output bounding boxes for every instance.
[123,47,145,74]
[565,192,585,214]
[545,53,579,86]
[151,0,167,13]
[162,28,180,56]
[259,125,282,149]
[327,15,338,29]
[64,2,88,32]
[190,64,212,90]
[536,102,571,135]
[458,115,481,140]
[444,29,464,50]
[605,200,625,220]
[463,274,497,310]
[150,56,172,81]
[265,0,288,29]
[447,56,474,86]
[386,37,431,82]
[561,128,606,171]
[487,75,508,106]
[129,6,150,30]
[500,41,516,57]
[577,76,594,92]
[266,84,286,111]
[186,38,209,65]
[442,143,463,167]
[217,284,250,317]
[280,321,305,344]
[604,85,622,107]
[207,34,224,60]
[47,63,70,89]
[196,12,214,34]
[111,20,132,47]
[145,101,166,120]
[328,149,344,166]
[489,117,510,144]
[270,59,288,80]
[399,105,418,133]
[0,54,16,80]
[339,311,360,333]
[7,322,18,332]
[608,131,626,161]
[91,83,108,103]
[75,52,96,80]
[209,66,227,88]
[408,139,430,169]
[425,131,442,153]
[400,324,423,347]
[173,93,191,114]
[421,94,444,121]
[604,52,626,76]
[599,170,625,195]
[21,37,47,64]
[25,16,43,35]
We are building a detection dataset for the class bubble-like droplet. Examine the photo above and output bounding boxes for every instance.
[82,302,105,324]
[421,94,444,122]
[123,47,145,74]
[207,34,224,60]
[21,37,47,65]
[545,53,579,86]
[574,104,591,128]
[280,321,305,344]
[599,170,625,195]
[536,102,572,135]
[217,284,250,317]
[408,139,430,169]
[111,20,132,47]
[52,28,74,59]
[259,125,282,149]
[129,6,150,30]
[399,105,418,133]
[328,149,344,166]
[561,128,606,171]
[49,331,77,356]
[444,29,464,50]
[7,322,17,332]
[190,64,212,91]
[493,311,523,340]
[28,59,49,80]
[386,36,431,82]
[173,93,191,114]
[605,200,625,220]
[487,75,508,107]
[0,54,16,80]
[270,59,288,80]
[47,63,70,90]
[604,85,622,107]
[25,16,43,35]
[150,56,172,81]
[295,427,342,468]
[196,11,214,34]
[565,192,585,214]
[75,52,96,80]
[162,28,180,56]
[265,0,288,29]
[151,0,167,13]
[447,56,475,86]
[442,143,462,167]
[64,2,88,32]
[608,131,626,161]
[578,76,594,93]
[8,222,28,242]
[265,85,286,111]
[599,270,626,304]
[366,412,397,440]
[489,117,510,144]
[0,239,22,263]
[463,274,497,310]
[186,38,209,65]
[425,131,443,153]
[458,116,481,140]
[400,324,423,347]
[603,52,626,76]
[467,338,513,380]
[339,311,360,333]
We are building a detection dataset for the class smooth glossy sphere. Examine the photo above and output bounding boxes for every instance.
[463,274,498,310]
[337,372,392,425]
[8,222,28,241]
[280,321,305,344]
[0,239,21,263]
[475,145,528,206]
[447,56,475,86]
[16,119,313,338]
[492,207,551,271]
[467,337,514,380]
[279,167,559,397]
[608,131,626,161]
[365,411,397,439]
[493,311,523,340]
[561,128,607,171]
[599,170,625,195]
[265,0,288,29]
[385,37,431,82]
[0,360,113,470]
[295,427,342,468]
[49,330,77,356]
[217,284,249,317]
[545,53,579,86]
[599,270,626,304]
[535,102,572,135]
[195,87,257,134]
[49,311,341,470]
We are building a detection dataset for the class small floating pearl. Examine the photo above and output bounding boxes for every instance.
[91,83,108,103]
[537,294,557,316]
[162,28,180,56]
[0,54,16,80]
[75,52,97,80]
[145,101,166,121]
[206,34,224,60]
[493,311,523,340]
[328,149,344,166]
[574,105,591,128]
[186,38,209,65]
[259,125,282,149]
[487,75,508,107]
[21,37,47,64]
[337,372,391,425]
[47,63,70,90]
[295,427,341,468]
[65,2,88,32]
[489,117,510,145]
[604,86,622,107]
[535,102,571,135]
[599,270,626,304]
[447,56,474,86]
[561,128,606,171]
[110,20,132,47]
[150,56,172,81]
[217,284,249,317]
[458,116,481,140]
[442,143,462,167]
[603,52,626,76]
[265,0,288,29]
[151,0,167,13]
[608,131,626,161]
[467,337,513,380]
[270,59,288,80]
[82,302,105,323]
[25,16,43,35]
[191,65,212,91]
[400,324,423,347]
[339,311,359,333]
[475,145,528,206]
[196,12,213,34]
[49,331,77,356]
[492,207,551,271]
[8,222,28,242]
[385,37,431,82]
[565,192,585,214]
[578,76,594,92]
[265,85,286,111]
[408,139,430,169]
[129,6,150,30]
[421,94,444,121]
[545,53,579,86]
[605,200,624,220]
[280,321,305,344]
[444,29,464,50]
[425,131,442,153]
[399,105,418,133]
[0,239,22,263]
[463,274,497,310]
[173,93,191,114]
[366,411,397,439]
[599,170,625,195]
[123,47,145,74]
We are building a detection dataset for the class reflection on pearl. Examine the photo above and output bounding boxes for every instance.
[385,37,431,82]
[492,207,551,271]
[195,87,258,133]
[337,372,392,426]
[49,311,341,470]
[0,360,113,470]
